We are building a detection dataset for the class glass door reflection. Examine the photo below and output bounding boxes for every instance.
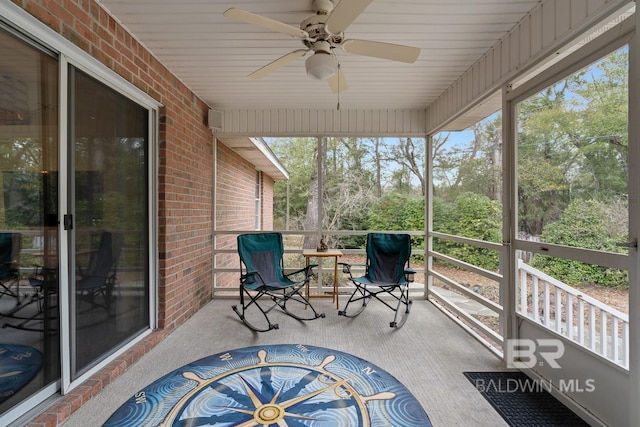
[70,68,149,378]
[0,28,60,414]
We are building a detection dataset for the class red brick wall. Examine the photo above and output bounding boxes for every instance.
[215,142,276,288]
[216,143,258,231]
[14,0,213,330]
[262,174,274,230]
[216,141,275,232]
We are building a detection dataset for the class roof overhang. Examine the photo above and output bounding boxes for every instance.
[219,136,288,181]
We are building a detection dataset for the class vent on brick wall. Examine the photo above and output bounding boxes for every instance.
[208,110,223,131]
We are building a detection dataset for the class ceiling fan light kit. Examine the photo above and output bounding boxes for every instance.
[305,40,338,80]
[224,0,420,91]
[306,52,338,80]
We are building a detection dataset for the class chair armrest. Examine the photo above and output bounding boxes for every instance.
[404,268,416,283]
[339,262,366,275]
[285,264,317,280]
[241,270,260,284]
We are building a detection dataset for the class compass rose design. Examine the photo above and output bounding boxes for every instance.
[104,344,431,427]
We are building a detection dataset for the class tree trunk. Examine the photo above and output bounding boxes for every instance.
[303,138,326,249]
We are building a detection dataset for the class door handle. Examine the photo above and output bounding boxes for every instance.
[63,214,73,230]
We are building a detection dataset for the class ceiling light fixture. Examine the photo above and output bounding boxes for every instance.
[305,41,337,80]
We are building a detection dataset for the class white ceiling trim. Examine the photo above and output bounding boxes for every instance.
[427,0,633,133]
[214,108,427,137]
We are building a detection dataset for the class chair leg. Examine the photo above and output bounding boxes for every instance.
[390,285,412,328]
[277,286,325,321]
[232,287,279,332]
[0,278,21,306]
[338,284,370,318]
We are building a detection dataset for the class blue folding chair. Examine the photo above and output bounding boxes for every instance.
[339,233,415,328]
[233,233,325,332]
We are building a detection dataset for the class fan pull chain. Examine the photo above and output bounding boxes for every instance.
[337,63,341,111]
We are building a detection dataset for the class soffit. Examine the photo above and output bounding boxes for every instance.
[97,0,541,112]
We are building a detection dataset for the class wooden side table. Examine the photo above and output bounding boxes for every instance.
[302,249,343,309]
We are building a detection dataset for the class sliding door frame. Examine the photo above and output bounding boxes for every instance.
[0,0,161,408]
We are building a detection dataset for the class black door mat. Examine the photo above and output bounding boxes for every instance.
[464,371,589,427]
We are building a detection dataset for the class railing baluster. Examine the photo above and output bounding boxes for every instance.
[623,322,630,369]
[533,276,539,322]
[600,310,607,358]
[566,293,573,339]
[516,262,628,369]
[612,317,619,364]
[577,298,585,345]
[519,268,527,315]
[589,305,596,351]
[555,287,562,334]
[542,280,549,325]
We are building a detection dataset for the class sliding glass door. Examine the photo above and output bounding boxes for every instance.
[0,25,153,422]
[0,27,60,415]
[69,68,150,378]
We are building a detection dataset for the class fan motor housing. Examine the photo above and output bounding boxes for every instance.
[301,14,343,48]
[312,0,334,15]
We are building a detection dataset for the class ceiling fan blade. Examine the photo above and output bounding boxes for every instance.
[325,0,373,34]
[342,39,420,63]
[328,68,348,93]
[224,8,309,39]
[248,49,308,79]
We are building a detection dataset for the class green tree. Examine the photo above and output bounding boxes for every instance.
[270,137,318,230]
[433,114,502,204]
[517,48,628,235]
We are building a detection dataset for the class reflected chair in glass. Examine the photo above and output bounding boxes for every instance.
[3,266,58,332]
[339,233,415,328]
[0,232,21,305]
[76,231,123,314]
[232,232,325,332]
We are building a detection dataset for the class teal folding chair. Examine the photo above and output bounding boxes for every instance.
[339,233,415,328]
[0,233,21,305]
[76,231,123,314]
[233,233,325,332]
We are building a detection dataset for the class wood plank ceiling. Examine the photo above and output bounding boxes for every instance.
[97,0,541,111]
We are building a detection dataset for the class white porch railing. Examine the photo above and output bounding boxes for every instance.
[517,259,629,369]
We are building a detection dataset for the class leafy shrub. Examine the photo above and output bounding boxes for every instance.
[366,193,424,258]
[530,198,628,287]
[438,193,501,270]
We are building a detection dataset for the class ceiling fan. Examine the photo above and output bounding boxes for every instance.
[223,0,421,93]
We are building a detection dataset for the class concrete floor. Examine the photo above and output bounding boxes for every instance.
[61,298,508,426]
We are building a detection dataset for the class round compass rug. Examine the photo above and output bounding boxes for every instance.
[104,344,431,427]
[0,343,42,403]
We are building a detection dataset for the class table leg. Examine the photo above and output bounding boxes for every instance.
[333,256,339,309]
[305,256,310,300]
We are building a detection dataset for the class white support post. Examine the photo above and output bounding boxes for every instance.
[629,8,640,427]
